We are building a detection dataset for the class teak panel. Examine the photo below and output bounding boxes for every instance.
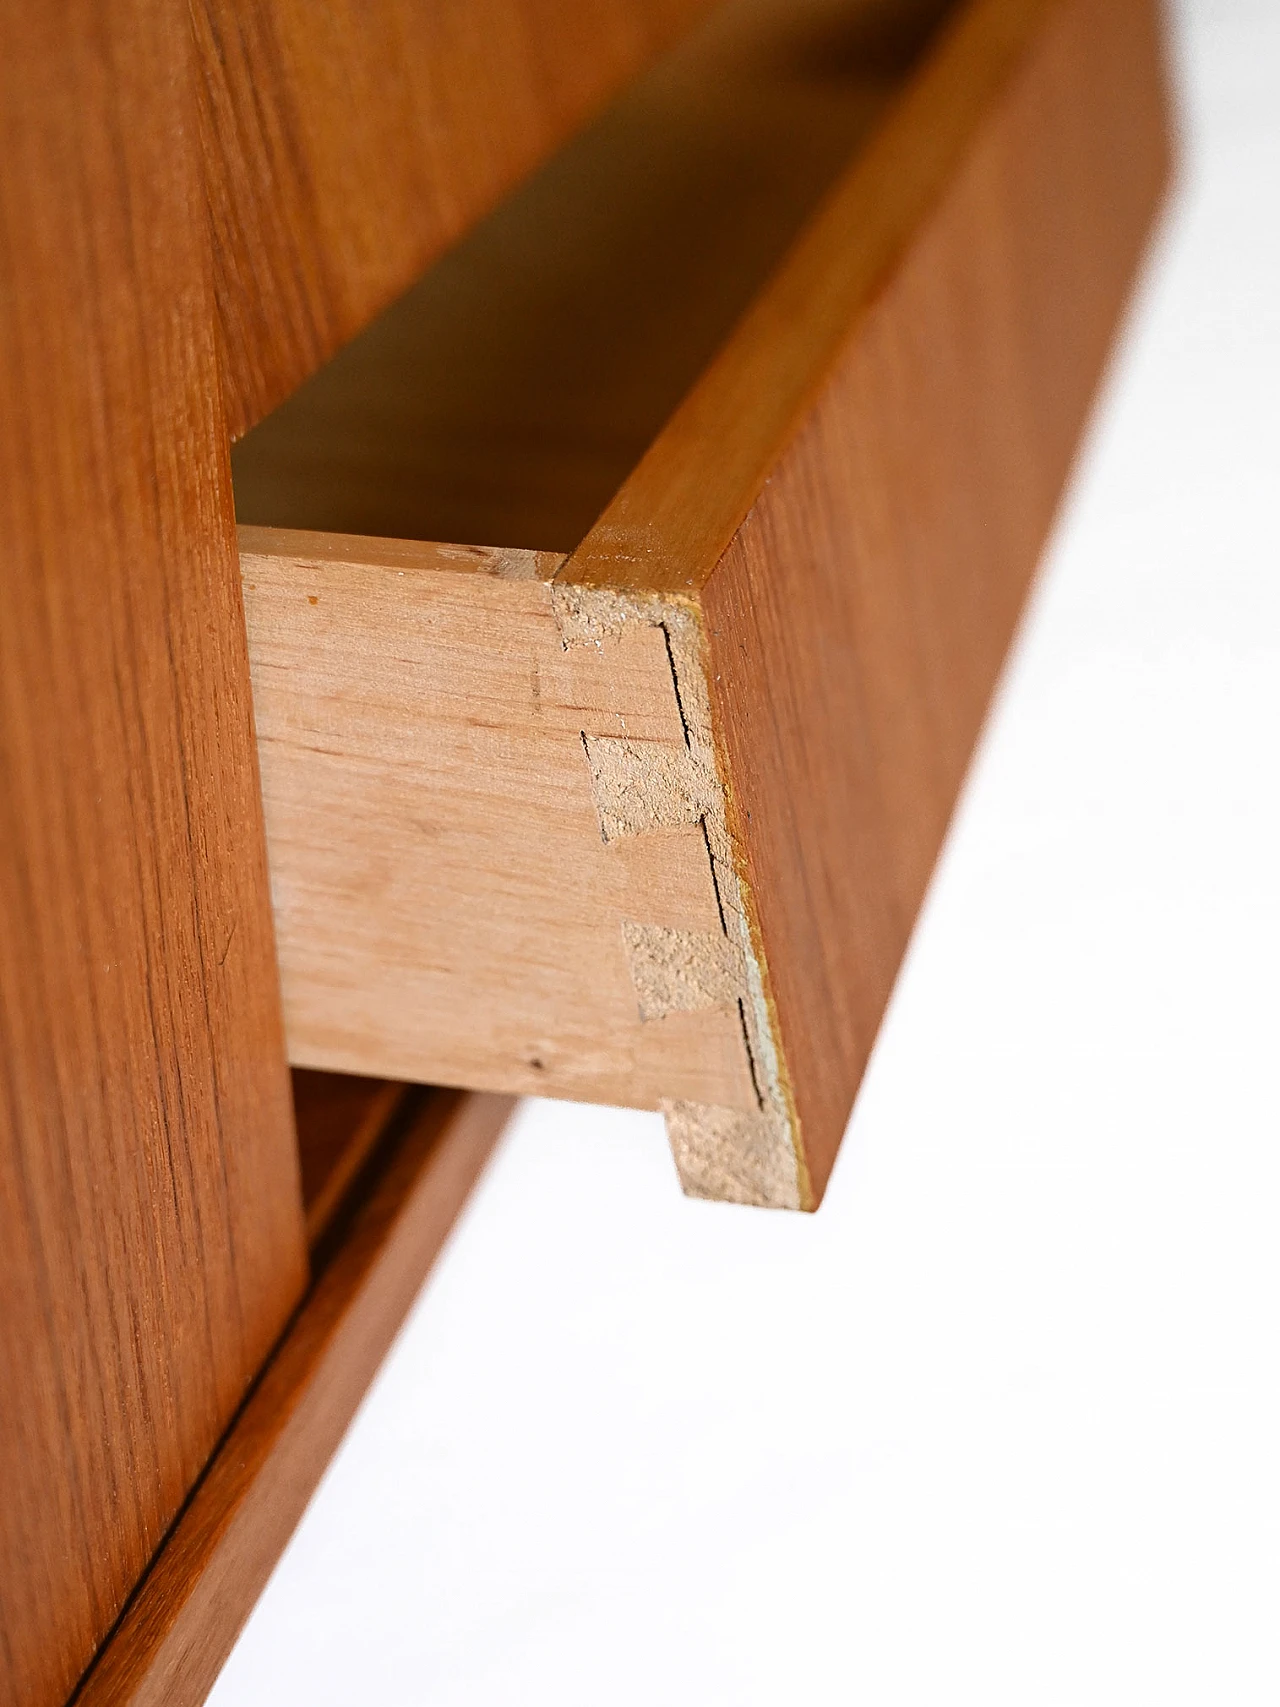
[695,0,1173,1201]
[76,1088,513,1707]
[234,0,1171,1210]
[0,7,307,1707]
[193,0,718,437]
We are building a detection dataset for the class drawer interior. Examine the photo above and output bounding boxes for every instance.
[231,0,957,551]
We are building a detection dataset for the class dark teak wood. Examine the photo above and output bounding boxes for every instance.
[0,10,306,1706]
[0,4,712,1702]
[291,1069,409,1246]
[74,1088,513,1707]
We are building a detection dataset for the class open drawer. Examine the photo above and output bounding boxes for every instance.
[235,0,1171,1210]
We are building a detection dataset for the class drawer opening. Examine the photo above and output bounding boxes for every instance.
[231,0,957,553]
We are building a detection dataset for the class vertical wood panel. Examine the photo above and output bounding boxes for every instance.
[75,1090,513,1707]
[0,7,307,1704]
[701,0,1172,1201]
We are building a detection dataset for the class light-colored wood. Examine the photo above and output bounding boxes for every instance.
[242,530,762,1125]
[74,1088,514,1707]
[234,0,1171,1211]
[194,0,718,438]
[0,9,308,1706]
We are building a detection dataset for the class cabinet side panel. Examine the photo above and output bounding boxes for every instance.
[0,9,306,1706]
[702,0,1171,1202]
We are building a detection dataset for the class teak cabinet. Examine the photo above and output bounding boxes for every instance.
[0,1,1170,1702]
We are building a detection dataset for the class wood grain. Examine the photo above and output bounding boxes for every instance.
[74,1088,514,1707]
[194,0,718,439]
[0,0,1138,1693]
[0,7,308,1706]
[242,529,761,1123]
[231,0,954,549]
[562,0,1072,596]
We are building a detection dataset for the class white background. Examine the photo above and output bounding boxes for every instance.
[212,4,1280,1701]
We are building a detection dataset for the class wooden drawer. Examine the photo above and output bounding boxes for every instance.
[235,0,1171,1210]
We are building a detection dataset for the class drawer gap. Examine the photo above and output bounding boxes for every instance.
[236,0,1172,1210]
[291,1068,410,1250]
